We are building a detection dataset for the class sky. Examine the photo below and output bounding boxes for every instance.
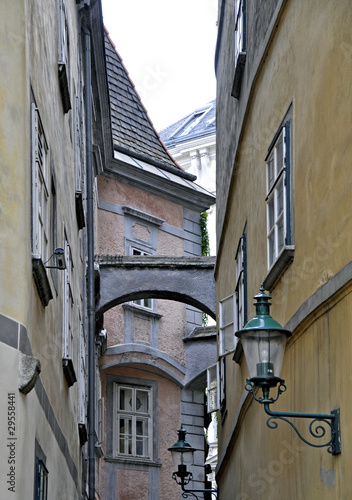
[101,0,218,131]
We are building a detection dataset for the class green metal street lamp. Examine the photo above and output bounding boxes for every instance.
[236,285,341,455]
[168,428,217,499]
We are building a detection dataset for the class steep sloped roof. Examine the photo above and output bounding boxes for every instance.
[104,31,183,173]
[159,100,216,147]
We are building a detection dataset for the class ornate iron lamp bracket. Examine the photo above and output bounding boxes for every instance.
[264,404,341,455]
[245,380,341,455]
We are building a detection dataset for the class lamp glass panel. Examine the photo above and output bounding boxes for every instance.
[241,329,287,379]
[170,447,194,473]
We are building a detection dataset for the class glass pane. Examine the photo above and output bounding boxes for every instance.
[268,196,275,229]
[268,232,275,267]
[143,298,152,309]
[277,215,284,253]
[119,418,132,455]
[276,134,283,171]
[221,325,235,354]
[277,178,284,216]
[119,387,133,411]
[135,390,149,414]
[220,296,234,327]
[136,418,149,456]
[267,156,274,191]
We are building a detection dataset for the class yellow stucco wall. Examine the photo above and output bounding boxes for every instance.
[216,0,352,498]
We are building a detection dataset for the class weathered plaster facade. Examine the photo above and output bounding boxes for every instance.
[0,0,109,498]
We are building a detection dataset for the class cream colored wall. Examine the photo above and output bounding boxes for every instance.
[0,0,29,322]
[216,0,352,498]
[0,0,87,497]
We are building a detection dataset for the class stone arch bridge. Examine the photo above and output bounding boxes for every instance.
[95,255,216,319]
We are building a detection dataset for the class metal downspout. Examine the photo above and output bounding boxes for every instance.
[82,18,95,499]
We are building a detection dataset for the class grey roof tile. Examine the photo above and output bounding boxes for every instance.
[159,99,216,146]
[105,33,181,172]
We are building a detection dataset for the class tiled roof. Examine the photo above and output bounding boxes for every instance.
[159,100,216,147]
[105,32,181,173]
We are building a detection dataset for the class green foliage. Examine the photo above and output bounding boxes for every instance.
[200,211,210,257]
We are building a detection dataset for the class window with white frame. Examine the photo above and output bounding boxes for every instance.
[207,362,220,413]
[130,248,153,309]
[235,0,246,65]
[265,120,293,272]
[57,0,71,113]
[113,383,153,459]
[74,94,83,193]
[78,319,87,426]
[31,104,49,262]
[235,234,246,330]
[219,235,247,356]
[63,236,73,361]
[219,294,236,356]
[58,0,68,66]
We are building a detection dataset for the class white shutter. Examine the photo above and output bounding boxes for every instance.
[219,294,237,356]
[63,238,71,358]
[31,103,40,254]
[97,397,104,444]
[207,362,220,413]
[74,95,82,192]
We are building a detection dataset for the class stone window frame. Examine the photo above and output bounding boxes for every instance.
[106,375,159,465]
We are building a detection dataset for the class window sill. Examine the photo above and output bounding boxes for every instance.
[105,457,162,468]
[263,246,295,291]
[231,52,247,99]
[32,255,53,307]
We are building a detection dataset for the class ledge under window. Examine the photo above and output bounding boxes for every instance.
[231,52,247,99]
[32,255,53,307]
[123,303,163,320]
[263,246,295,291]
[105,457,162,468]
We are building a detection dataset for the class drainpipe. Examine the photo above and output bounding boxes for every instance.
[82,14,95,500]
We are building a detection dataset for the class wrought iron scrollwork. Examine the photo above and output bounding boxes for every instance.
[264,404,341,455]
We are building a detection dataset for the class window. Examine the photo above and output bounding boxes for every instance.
[207,363,220,413]
[232,0,247,98]
[131,248,153,309]
[113,383,153,459]
[62,235,76,386]
[235,234,247,330]
[219,294,236,356]
[219,234,247,356]
[31,103,53,307]
[235,0,246,64]
[57,0,71,112]
[264,115,294,289]
[34,458,48,500]
[31,104,49,262]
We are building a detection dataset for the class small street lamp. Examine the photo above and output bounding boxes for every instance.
[168,428,217,499]
[236,285,341,454]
